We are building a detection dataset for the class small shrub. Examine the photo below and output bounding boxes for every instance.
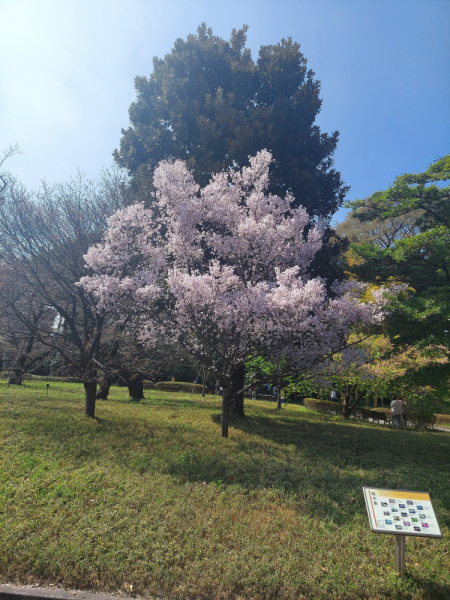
[143,380,155,390]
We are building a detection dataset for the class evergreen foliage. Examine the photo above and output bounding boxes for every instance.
[114,24,348,219]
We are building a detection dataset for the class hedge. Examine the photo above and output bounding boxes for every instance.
[24,375,84,384]
[436,414,450,427]
[152,383,278,399]
[304,399,440,429]
[154,381,206,394]
[303,398,343,415]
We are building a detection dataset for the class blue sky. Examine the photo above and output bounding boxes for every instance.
[1,0,449,224]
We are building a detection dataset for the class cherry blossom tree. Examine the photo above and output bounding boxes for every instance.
[80,151,384,437]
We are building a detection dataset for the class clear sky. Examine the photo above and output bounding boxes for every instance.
[1,0,449,224]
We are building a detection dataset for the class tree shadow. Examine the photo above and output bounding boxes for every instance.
[202,409,450,525]
[6,394,450,528]
[403,575,450,600]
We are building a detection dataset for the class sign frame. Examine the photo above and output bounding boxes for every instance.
[363,486,443,539]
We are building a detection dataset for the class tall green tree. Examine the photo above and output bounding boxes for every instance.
[344,155,450,362]
[335,206,421,249]
[114,24,349,416]
[114,23,348,220]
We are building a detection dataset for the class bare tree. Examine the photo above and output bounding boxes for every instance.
[0,163,128,416]
[0,262,55,383]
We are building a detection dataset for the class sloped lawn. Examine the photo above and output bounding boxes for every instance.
[0,380,449,599]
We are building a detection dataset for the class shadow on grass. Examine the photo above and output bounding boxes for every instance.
[404,576,450,600]
[4,393,450,527]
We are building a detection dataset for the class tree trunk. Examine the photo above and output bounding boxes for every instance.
[374,389,379,408]
[229,363,245,416]
[95,379,111,400]
[127,378,144,400]
[8,325,41,386]
[277,387,282,409]
[221,388,231,438]
[8,369,23,385]
[84,381,97,417]
[343,384,359,418]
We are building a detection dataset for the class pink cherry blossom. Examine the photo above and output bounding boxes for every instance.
[80,151,387,436]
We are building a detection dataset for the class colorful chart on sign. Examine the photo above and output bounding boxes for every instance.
[363,487,442,538]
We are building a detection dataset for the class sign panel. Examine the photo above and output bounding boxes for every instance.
[363,487,442,538]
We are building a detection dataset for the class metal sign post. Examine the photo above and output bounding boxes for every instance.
[363,487,443,575]
[395,535,406,575]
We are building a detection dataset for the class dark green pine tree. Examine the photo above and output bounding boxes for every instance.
[114,23,348,220]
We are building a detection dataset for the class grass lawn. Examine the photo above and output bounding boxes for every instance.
[0,381,449,600]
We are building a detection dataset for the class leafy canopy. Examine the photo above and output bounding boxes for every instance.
[343,156,450,384]
[114,23,348,219]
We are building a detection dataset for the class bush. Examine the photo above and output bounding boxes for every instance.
[143,380,155,390]
[436,414,450,427]
[155,381,205,394]
[407,411,437,429]
[303,398,343,415]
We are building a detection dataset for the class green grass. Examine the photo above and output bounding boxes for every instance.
[0,381,449,600]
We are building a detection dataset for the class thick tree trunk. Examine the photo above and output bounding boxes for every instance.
[8,326,41,386]
[95,379,111,400]
[221,388,231,438]
[84,381,97,417]
[8,369,23,385]
[343,384,359,418]
[8,377,23,385]
[229,363,245,416]
[127,378,144,400]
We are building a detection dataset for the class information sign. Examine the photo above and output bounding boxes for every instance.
[363,487,442,538]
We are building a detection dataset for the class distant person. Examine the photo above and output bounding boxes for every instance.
[390,398,403,428]
[329,390,337,402]
[171,376,176,382]
[273,385,278,403]
[402,399,408,426]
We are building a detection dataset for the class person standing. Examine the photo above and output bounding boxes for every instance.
[390,398,403,428]
[402,399,407,426]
